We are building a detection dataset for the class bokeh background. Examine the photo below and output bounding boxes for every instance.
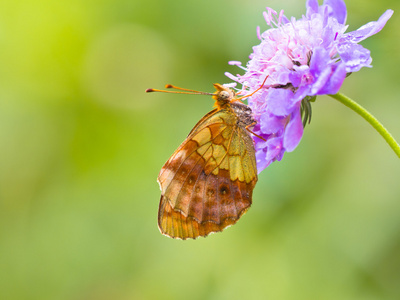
[1,0,399,299]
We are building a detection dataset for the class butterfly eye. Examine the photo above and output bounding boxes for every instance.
[219,91,230,100]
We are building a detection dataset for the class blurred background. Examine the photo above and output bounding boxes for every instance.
[1,0,399,299]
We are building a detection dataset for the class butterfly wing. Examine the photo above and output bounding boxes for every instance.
[157,108,257,239]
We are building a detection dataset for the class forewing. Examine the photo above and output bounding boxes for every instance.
[157,109,258,239]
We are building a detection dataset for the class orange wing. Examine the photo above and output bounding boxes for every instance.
[157,108,257,239]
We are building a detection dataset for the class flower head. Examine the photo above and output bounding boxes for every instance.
[226,0,393,172]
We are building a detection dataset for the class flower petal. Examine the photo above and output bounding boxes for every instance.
[308,47,333,94]
[311,66,332,94]
[306,0,319,17]
[337,43,372,72]
[266,137,285,162]
[309,47,330,74]
[317,62,347,94]
[267,88,295,116]
[260,113,285,134]
[341,9,394,43]
[324,0,347,24]
[255,153,269,173]
[283,108,303,152]
[289,65,310,88]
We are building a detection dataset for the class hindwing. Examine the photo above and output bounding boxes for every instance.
[157,108,257,239]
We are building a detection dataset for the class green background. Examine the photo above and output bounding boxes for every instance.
[1,0,399,299]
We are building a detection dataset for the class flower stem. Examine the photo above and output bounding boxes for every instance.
[328,92,400,158]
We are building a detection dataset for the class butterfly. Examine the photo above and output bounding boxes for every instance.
[146,82,265,239]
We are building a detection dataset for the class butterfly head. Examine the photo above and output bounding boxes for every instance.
[212,83,236,108]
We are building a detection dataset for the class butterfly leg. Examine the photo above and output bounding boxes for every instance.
[245,123,266,141]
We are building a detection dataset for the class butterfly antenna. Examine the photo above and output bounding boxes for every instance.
[236,75,269,101]
[146,84,214,96]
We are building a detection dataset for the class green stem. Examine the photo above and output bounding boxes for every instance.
[328,92,400,158]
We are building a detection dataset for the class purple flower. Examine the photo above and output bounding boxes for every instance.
[226,0,393,173]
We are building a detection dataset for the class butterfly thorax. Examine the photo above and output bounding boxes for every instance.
[230,101,256,128]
